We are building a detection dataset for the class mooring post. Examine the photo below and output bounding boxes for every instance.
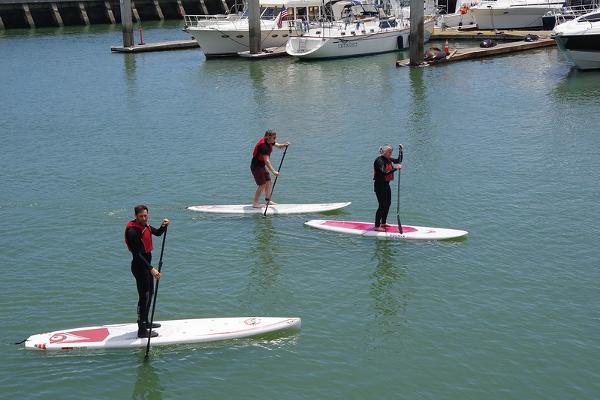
[0,14,5,30]
[199,0,208,15]
[105,1,116,24]
[409,0,424,66]
[50,3,64,27]
[22,4,35,29]
[119,0,134,47]
[220,0,228,13]
[176,0,186,17]
[153,0,164,20]
[131,0,140,23]
[248,0,260,54]
[79,2,90,25]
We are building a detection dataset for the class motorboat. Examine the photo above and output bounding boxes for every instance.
[470,0,565,29]
[184,0,323,57]
[542,1,599,29]
[286,1,434,59]
[552,8,600,69]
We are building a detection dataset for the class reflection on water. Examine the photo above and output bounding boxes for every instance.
[123,54,137,83]
[369,240,410,332]
[407,67,430,135]
[247,217,281,291]
[132,360,163,400]
[552,68,600,102]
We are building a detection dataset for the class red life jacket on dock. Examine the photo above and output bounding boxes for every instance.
[124,220,153,253]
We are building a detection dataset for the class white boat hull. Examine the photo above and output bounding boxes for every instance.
[25,317,301,350]
[472,4,563,29]
[186,27,291,57]
[287,20,433,59]
[439,11,476,28]
[554,37,600,70]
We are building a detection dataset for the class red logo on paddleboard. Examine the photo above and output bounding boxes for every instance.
[244,318,260,326]
[49,328,110,344]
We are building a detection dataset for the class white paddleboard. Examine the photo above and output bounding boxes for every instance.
[305,220,468,240]
[187,202,351,215]
[25,317,300,351]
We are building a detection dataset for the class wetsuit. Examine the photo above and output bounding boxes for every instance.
[373,152,402,227]
[125,223,166,332]
[250,138,273,187]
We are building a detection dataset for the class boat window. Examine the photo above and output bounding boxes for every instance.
[272,34,278,37]
[580,13,600,22]
[316,31,321,34]
[260,7,277,19]
[236,34,244,38]
[283,34,288,37]
[379,21,390,28]
[221,34,230,38]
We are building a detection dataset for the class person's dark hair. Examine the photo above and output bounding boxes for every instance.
[265,129,276,137]
[134,204,148,215]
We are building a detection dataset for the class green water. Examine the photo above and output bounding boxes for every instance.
[1,23,599,399]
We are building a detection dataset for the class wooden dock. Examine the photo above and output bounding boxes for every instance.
[430,28,553,41]
[111,39,199,53]
[237,47,287,59]
[396,38,556,67]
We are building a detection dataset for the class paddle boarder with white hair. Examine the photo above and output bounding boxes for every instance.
[125,205,170,338]
[373,144,403,231]
[250,129,289,208]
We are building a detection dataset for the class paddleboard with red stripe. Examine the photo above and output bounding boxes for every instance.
[304,219,468,240]
[25,317,301,351]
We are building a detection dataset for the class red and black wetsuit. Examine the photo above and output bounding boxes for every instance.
[250,137,273,186]
[373,152,402,227]
[125,221,166,331]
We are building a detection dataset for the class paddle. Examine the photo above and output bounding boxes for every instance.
[263,145,288,216]
[396,144,403,235]
[144,225,168,360]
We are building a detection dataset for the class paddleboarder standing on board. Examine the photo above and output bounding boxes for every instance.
[125,205,170,338]
[251,129,289,208]
[373,144,402,232]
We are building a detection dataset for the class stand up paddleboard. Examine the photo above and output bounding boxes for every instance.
[25,317,300,350]
[187,202,351,215]
[305,220,468,240]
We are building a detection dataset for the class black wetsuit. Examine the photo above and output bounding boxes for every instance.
[373,153,402,227]
[126,224,166,331]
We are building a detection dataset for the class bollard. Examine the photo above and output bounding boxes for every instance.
[138,28,145,45]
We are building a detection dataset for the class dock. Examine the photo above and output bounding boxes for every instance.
[237,47,287,59]
[430,27,553,41]
[396,38,556,67]
[111,39,198,53]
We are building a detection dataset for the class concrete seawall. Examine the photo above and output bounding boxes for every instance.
[0,0,235,29]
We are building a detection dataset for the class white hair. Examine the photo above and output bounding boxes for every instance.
[379,144,392,155]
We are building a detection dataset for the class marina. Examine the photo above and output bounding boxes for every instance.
[2,0,600,397]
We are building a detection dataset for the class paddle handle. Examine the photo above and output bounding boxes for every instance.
[145,225,167,359]
[264,145,288,216]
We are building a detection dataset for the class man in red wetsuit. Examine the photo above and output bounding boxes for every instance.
[125,205,170,338]
[250,129,289,208]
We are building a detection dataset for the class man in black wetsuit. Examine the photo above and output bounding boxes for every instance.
[373,144,403,232]
[124,205,170,338]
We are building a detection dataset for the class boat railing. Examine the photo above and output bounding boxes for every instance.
[554,1,600,24]
[184,14,242,28]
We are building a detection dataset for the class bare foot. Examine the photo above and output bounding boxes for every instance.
[373,226,386,232]
[252,203,261,208]
[265,200,277,205]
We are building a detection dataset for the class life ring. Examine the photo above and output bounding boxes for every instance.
[460,4,469,15]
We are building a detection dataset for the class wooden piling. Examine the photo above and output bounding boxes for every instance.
[0,14,4,30]
[22,3,35,29]
[50,2,63,27]
[176,0,186,17]
[409,0,424,65]
[247,0,260,54]
[119,0,134,47]
[105,1,116,24]
[131,0,140,23]
[220,0,228,13]
[153,0,164,20]
[79,2,90,25]
[199,0,208,15]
